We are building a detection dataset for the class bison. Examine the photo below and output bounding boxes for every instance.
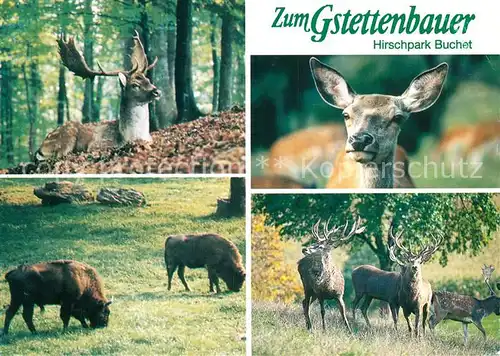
[2,260,112,335]
[164,233,245,293]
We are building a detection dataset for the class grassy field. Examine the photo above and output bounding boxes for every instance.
[252,235,500,355]
[0,178,246,355]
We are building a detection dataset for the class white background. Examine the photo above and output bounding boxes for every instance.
[247,0,500,55]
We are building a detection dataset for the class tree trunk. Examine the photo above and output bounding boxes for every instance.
[22,62,34,159]
[82,0,94,124]
[175,0,202,123]
[57,63,67,126]
[218,3,234,111]
[94,76,104,122]
[167,21,176,91]
[1,61,14,164]
[211,14,220,112]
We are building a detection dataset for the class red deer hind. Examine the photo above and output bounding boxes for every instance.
[35,31,161,161]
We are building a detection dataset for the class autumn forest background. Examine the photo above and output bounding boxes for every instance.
[0,0,244,167]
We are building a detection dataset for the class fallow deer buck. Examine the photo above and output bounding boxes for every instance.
[298,217,365,332]
[428,264,500,345]
[310,58,448,188]
[388,225,443,337]
[35,31,161,162]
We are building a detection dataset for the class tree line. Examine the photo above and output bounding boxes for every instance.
[0,0,244,166]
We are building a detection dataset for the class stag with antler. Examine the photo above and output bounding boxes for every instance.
[388,225,443,337]
[35,31,161,161]
[298,217,365,332]
[429,265,500,344]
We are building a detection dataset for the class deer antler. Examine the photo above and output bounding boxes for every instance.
[328,216,366,248]
[482,264,496,296]
[388,224,415,261]
[131,30,158,74]
[58,36,141,79]
[419,231,444,263]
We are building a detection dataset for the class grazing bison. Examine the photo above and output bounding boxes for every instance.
[164,233,245,293]
[2,260,112,335]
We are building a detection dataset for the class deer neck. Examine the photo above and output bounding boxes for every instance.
[119,97,151,142]
[357,152,395,188]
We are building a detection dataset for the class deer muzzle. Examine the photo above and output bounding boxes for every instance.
[151,87,162,99]
[346,132,378,163]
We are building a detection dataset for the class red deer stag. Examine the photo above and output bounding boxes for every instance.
[310,58,448,188]
[35,31,160,161]
[298,217,365,332]
[388,226,443,337]
[428,264,500,344]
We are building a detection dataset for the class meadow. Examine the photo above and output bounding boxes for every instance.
[252,232,500,356]
[0,178,246,355]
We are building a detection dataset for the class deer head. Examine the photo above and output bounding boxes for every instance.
[388,224,443,279]
[310,58,448,165]
[482,264,497,296]
[306,216,366,253]
[58,31,161,106]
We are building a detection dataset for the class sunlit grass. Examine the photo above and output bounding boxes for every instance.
[0,178,246,355]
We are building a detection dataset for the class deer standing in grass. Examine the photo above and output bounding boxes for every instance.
[35,31,161,161]
[310,58,448,188]
[429,264,500,345]
[298,217,365,332]
[388,225,443,337]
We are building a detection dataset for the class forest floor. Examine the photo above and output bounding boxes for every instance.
[0,178,246,355]
[6,110,245,174]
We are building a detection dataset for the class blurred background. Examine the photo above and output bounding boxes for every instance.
[251,55,500,188]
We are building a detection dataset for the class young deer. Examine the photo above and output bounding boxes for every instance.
[428,264,500,345]
[35,32,161,161]
[298,217,365,332]
[388,225,443,337]
[310,58,448,188]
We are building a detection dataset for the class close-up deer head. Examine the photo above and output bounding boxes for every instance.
[310,58,448,166]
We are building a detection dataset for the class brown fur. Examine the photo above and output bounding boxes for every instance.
[164,234,245,293]
[251,175,307,189]
[2,260,111,335]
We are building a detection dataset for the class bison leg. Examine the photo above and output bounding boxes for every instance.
[177,265,191,292]
[22,301,36,333]
[207,267,221,293]
[59,302,73,330]
[3,301,22,335]
[360,296,373,327]
[337,297,352,334]
[167,264,177,291]
[302,293,313,330]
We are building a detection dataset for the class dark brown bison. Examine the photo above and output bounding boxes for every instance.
[2,260,111,335]
[164,233,245,293]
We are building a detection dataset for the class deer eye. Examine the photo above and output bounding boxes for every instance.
[131,83,140,89]
[392,114,404,124]
[342,112,350,120]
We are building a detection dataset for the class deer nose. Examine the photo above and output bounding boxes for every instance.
[348,133,374,151]
[151,87,161,98]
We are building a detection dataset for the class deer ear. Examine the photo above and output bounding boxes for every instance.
[400,62,448,113]
[118,73,127,88]
[310,57,355,109]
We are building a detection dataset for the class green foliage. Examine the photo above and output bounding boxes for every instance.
[0,178,245,355]
[252,193,499,268]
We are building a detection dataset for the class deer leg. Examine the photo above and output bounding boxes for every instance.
[302,293,313,330]
[3,300,22,335]
[390,304,398,330]
[462,323,469,345]
[352,293,364,321]
[177,265,191,291]
[319,298,326,331]
[414,308,421,338]
[472,320,487,341]
[21,301,36,333]
[337,297,352,334]
[403,310,412,334]
[360,296,373,327]
[167,263,177,291]
[422,304,429,336]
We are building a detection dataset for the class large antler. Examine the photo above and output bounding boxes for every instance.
[130,30,157,74]
[311,216,365,247]
[419,231,444,263]
[482,264,496,296]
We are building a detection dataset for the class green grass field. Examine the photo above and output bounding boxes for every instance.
[252,236,500,355]
[0,178,246,355]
